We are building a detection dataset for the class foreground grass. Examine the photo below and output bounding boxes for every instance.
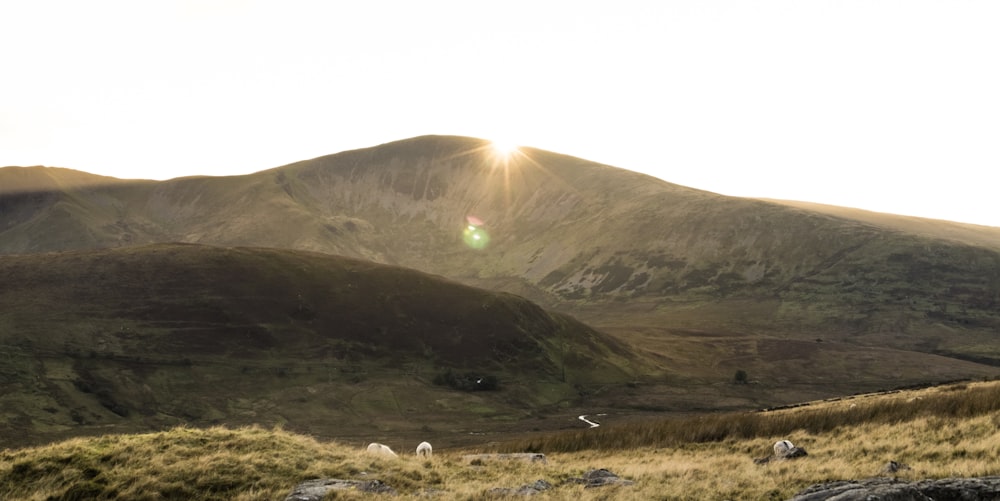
[2,381,1000,500]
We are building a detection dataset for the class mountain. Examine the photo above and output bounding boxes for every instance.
[2,135,1000,415]
[0,243,638,448]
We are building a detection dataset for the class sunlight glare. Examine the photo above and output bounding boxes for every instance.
[462,215,490,250]
[490,139,520,158]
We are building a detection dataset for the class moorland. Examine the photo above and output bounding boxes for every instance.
[2,380,999,500]
[2,135,1000,498]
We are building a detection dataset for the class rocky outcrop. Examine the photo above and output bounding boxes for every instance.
[487,479,553,497]
[788,476,1000,501]
[284,478,396,500]
[463,453,548,464]
[285,469,635,498]
[565,469,635,489]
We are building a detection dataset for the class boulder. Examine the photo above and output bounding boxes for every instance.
[284,478,396,500]
[487,479,553,497]
[565,468,635,489]
[788,476,1000,501]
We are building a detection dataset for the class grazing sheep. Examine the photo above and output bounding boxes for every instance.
[774,440,795,457]
[755,440,807,464]
[366,442,398,458]
[416,441,433,458]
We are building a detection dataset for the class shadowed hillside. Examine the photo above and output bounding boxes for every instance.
[2,135,1000,413]
[0,244,639,448]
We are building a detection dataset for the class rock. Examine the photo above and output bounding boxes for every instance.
[882,460,912,475]
[284,478,396,500]
[525,479,553,492]
[463,453,548,464]
[565,468,635,489]
[487,479,553,497]
[788,476,1000,501]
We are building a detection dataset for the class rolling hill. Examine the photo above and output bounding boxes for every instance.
[2,135,1000,444]
[0,243,640,448]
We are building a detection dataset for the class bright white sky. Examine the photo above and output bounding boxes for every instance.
[2,1,998,227]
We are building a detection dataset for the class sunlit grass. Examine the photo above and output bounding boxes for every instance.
[499,380,1000,453]
[2,381,999,500]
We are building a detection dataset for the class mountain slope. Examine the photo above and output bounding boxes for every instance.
[2,135,999,398]
[0,243,638,448]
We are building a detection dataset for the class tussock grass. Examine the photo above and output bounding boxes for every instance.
[2,381,1000,500]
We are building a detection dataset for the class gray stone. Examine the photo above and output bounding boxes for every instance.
[788,476,1000,501]
[525,479,553,492]
[487,479,553,497]
[463,453,548,464]
[565,468,635,489]
[285,478,396,500]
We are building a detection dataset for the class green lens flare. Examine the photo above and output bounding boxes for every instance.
[463,224,490,249]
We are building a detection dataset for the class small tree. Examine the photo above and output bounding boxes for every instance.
[734,369,749,384]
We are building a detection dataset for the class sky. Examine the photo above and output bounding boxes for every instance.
[2,1,998,227]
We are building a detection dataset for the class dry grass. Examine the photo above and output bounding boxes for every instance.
[2,381,1000,500]
[501,379,1000,453]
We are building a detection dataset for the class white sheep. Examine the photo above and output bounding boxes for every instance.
[366,442,398,458]
[773,440,794,457]
[416,441,433,458]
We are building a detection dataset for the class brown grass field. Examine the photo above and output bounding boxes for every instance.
[2,380,999,500]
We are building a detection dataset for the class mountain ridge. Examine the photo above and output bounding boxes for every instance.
[2,135,999,420]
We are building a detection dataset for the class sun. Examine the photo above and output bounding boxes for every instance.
[490,139,520,158]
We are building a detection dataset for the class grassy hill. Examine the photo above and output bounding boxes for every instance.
[3,135,1000,426]
[2,380,998,500]
[0,244,640,448]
